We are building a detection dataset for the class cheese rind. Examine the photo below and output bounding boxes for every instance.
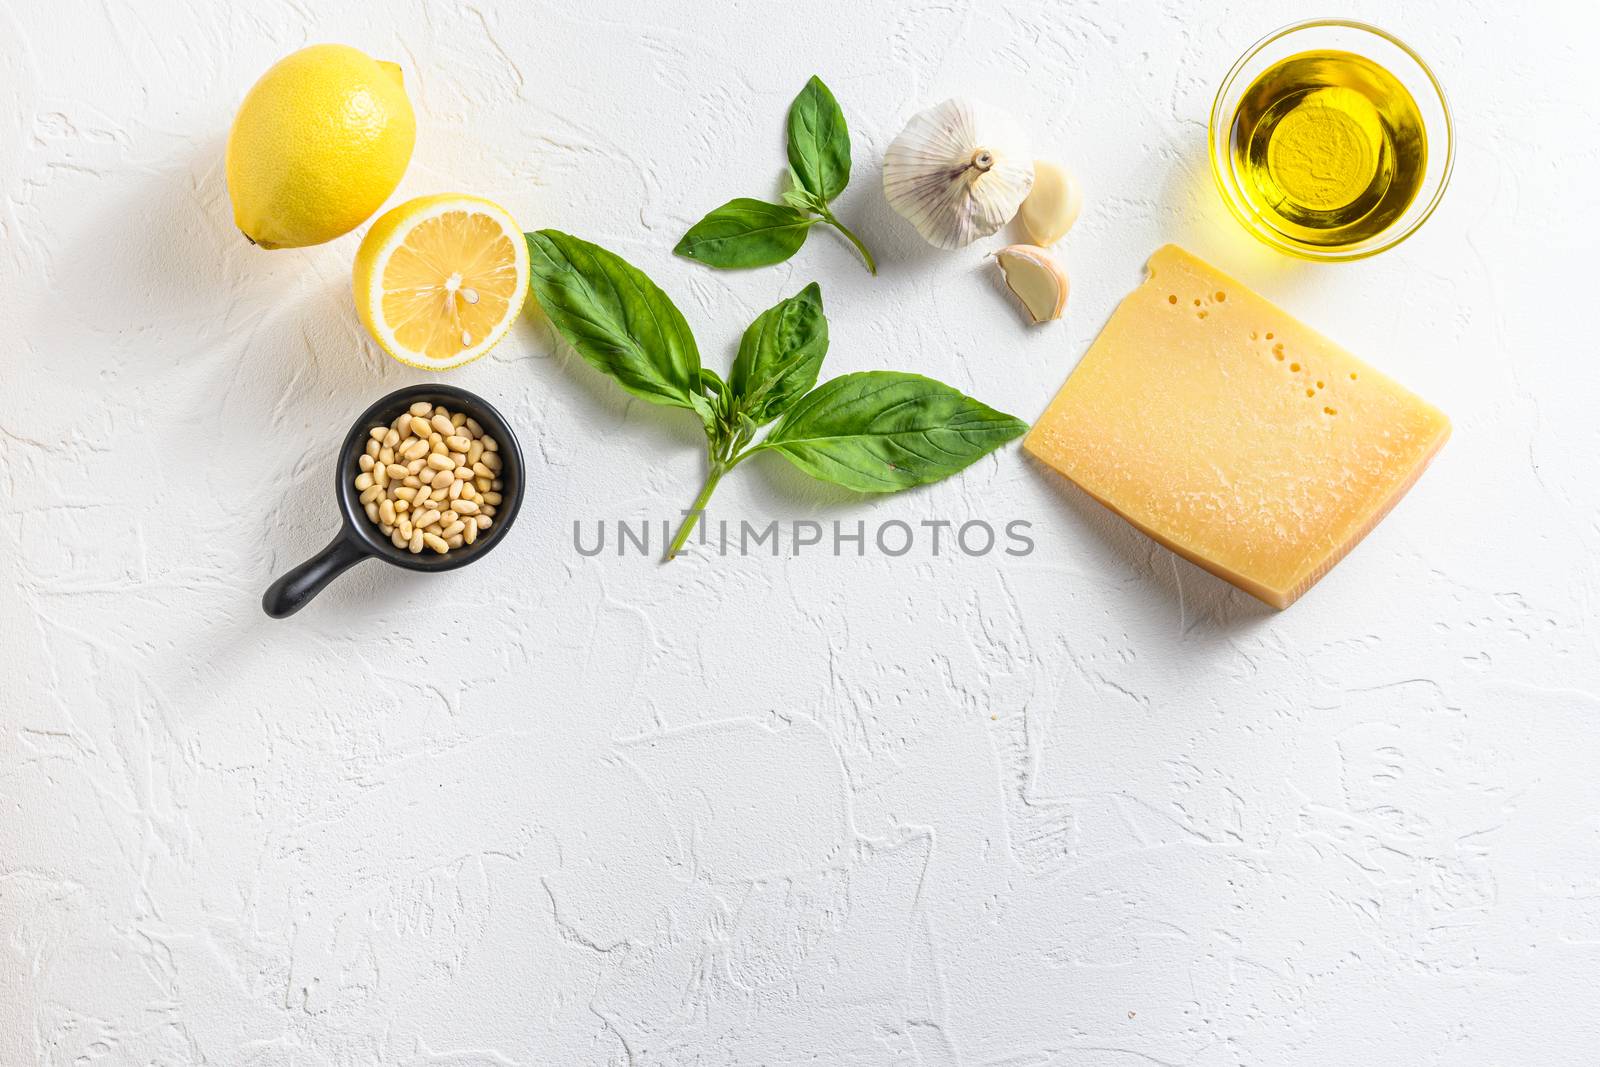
[1024,244,1449,609]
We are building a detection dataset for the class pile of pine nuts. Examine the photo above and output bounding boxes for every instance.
[353,400,504,555]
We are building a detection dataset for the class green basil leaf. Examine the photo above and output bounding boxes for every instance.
[699,367,729,402]
[696,368,730,431]
[689,391,718,436]
[759,371,1028,493]
[728,283,828,426]
[674,198,816,269]
[526,231,702,410]
[780,187,822,213]
[786,75,851,202]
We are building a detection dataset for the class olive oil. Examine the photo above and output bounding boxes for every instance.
[1229,50,1426,248]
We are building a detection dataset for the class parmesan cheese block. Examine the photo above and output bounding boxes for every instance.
[1025,245,1449,609]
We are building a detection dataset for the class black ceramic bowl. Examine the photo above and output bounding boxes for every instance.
[262,384,526,618]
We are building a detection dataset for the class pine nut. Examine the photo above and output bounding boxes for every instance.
[355,405,499,558]
[491,479,503,491]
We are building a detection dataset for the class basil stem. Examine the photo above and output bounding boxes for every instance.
[818,207,876,275]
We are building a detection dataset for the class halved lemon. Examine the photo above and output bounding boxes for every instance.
[353,193,530,370]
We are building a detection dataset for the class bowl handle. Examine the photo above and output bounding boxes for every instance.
[262,534,370,619]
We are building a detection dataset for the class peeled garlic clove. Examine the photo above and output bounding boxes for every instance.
[996,245,1069,324]
[1018,160,1083,246]
[883,98,1034,250]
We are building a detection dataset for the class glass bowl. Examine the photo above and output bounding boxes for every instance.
[1208,18,1454,261]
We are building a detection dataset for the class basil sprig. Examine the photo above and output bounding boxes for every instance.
[675,76,877,275]
[526,230,1026,559]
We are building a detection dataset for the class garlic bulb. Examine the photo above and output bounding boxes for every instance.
[995,245,1069,323]
[883,98,1034,250]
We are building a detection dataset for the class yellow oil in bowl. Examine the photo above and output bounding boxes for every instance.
[1229,50,1427,249]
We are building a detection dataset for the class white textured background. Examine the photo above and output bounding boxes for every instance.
[4,0,1599,1063]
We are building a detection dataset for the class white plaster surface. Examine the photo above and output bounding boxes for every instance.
[3,0,1598,1063]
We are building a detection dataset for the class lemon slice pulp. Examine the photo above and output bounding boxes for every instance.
[354,194,530,370]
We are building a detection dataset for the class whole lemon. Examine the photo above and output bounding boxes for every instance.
[226,45,415,249]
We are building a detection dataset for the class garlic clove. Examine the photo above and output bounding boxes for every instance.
[883,98,1034,250]
[995,245,1069,324]
[1018,160,1083,246]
